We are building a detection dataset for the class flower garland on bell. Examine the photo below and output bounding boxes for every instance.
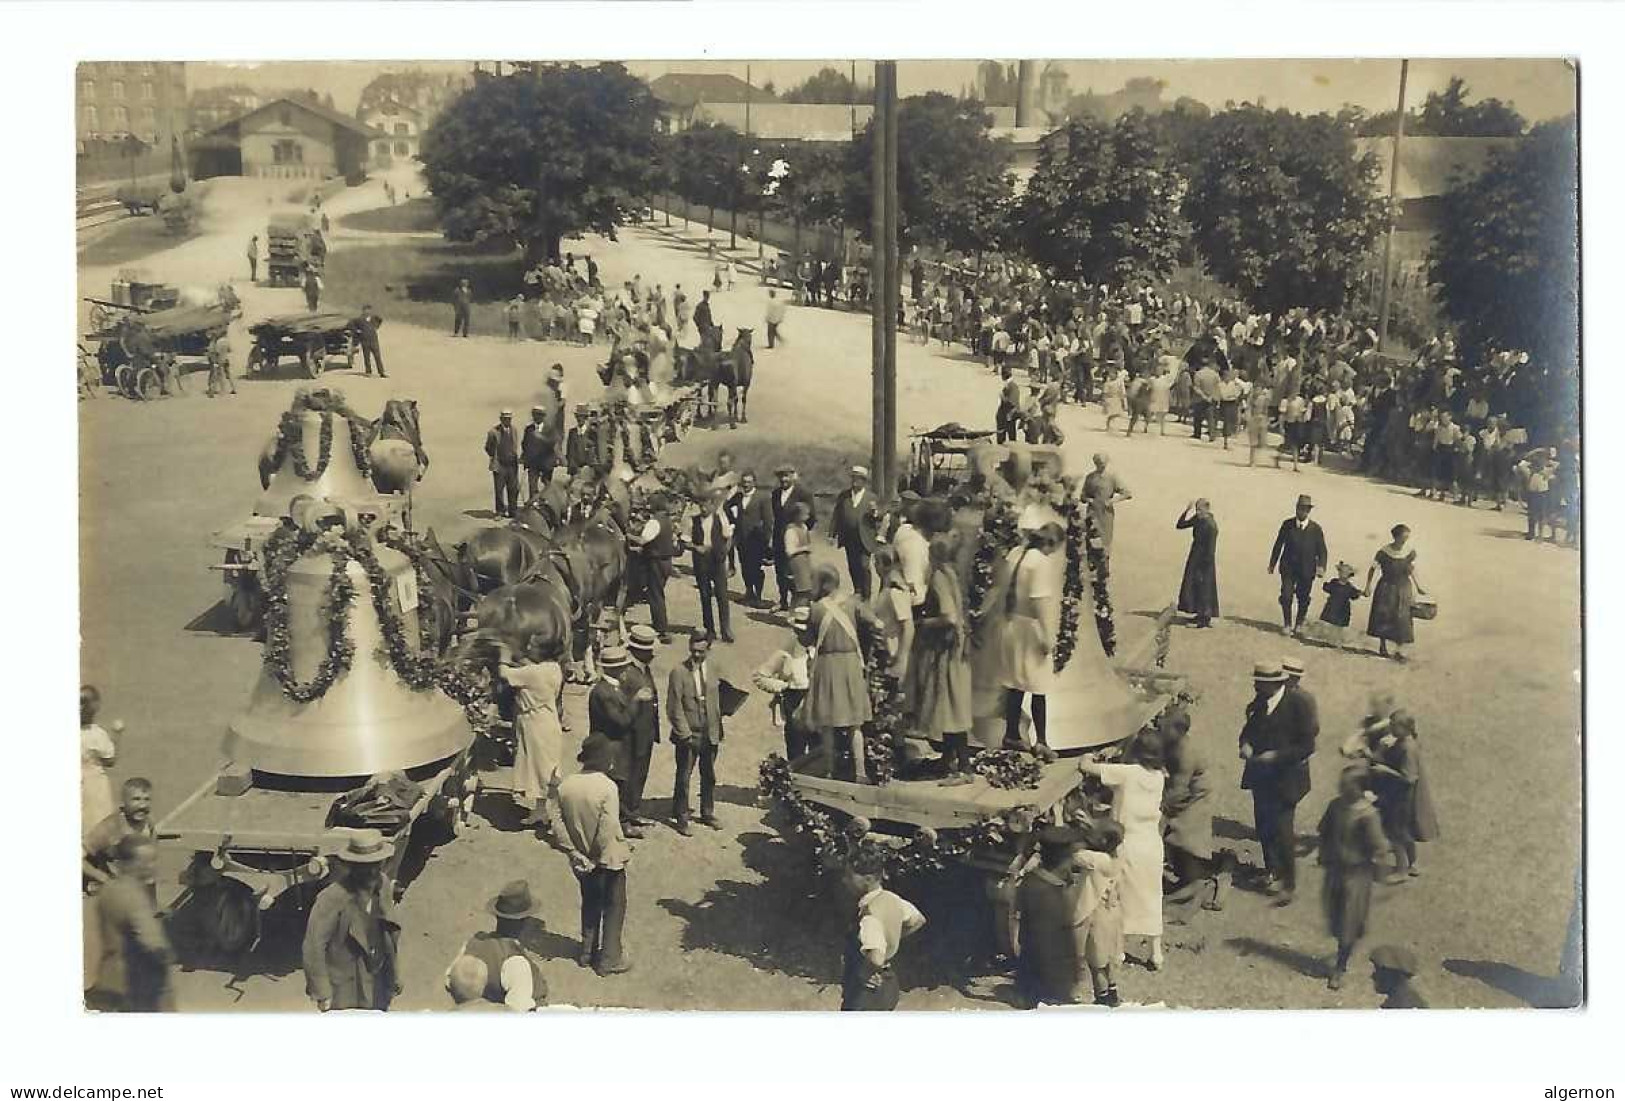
[265,410,336,481]
[759,755,1021,878]
[1083,509,1117,657]
[347,417,374,479]
[259,524,357,702]
[972,748,1044,790]
[966,502,1020,640]
[1052,494,1086,673]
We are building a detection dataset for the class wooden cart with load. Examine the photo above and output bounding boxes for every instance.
[87,301,232,400]
[245,312,358,379]
[266,210,318,287]
[83,267,181,331]
[907,422,996,498]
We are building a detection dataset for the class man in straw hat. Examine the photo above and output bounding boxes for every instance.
[588,645,644,832]
[1267,493,1328,635]
[1238,660,1318,907]
[446,880,549,1011]
[302,829,401,1011]
[621,625,663,831]
[558,734,632,975]
[831,464,882,601]
[485,409,521,519]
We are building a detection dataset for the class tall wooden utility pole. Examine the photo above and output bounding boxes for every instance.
[870,61,899,497]
[871,60,897,490]
[1376,59,1409,352]
[881,61,899,496]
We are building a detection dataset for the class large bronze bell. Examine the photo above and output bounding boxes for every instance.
[226,527,472,778]
[255,411,379,519]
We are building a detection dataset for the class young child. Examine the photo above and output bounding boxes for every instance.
[784,502,814,606]
[1072,817,1126,1007]
[1312,561,1363,649]
[1367,710,1439,882]
[506,295,525,341]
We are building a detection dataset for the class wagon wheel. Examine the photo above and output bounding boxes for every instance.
[245,343,265,375]
[915,439,936,496]
[135,367,162,402]
[196,878,258,958]
[88,303,111,331]
[113,364,137,398]
[300,335,323,378]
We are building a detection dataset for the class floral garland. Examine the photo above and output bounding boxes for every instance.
[259,524,356,702]
[759,755,1019,879]
[862,660,902,787]
[972,748,1044,790]
[1083,510,1117,657]
[966,502,1020,641]
[347,418,373,479]
[1051,494,1086,673]
[265,409,336,481]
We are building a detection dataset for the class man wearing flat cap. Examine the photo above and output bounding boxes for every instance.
[447,880,550,1011]
[1369,944,1430,1008]
[832,464,882,601]
[1238,661,1319,906]
[485,409,521,518]
[1267,493,1328,634]
[771,465,817,611]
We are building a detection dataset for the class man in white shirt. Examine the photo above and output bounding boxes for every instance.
[690,488,735,643]
[764,289,789,349]
[839,856,926,1010]
[446,880,550,1010]
[558,735,632,975]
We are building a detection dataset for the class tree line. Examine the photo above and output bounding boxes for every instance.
[416,63,1576,372]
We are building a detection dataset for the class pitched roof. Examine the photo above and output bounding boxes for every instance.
[1355,136,1522,200]
[211,96,382,140]
[650,72,775,107]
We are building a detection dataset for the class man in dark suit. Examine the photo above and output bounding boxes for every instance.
[690,488,735,643]
[621,626,662,833]
[830,464,881,601]
[770,464,817,611]
[1267,493,1328,633]
[355,305,386,377]
[667,632,725,836]
[521,405,556,505]
[1238,661,1319,904]
[587,646,643,835]
[484,410,521,518]
[728,470,775,607]
[622,496,677,642]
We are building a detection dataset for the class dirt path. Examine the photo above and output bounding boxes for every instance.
[78,212,1581,1012]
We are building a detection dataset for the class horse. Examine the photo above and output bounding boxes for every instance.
[726,328,755,426]
[678,327,754,429]
[368,398,429,494]
[415,528,481,655]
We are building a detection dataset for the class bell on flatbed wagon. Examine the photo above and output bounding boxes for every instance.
[255,410,378,519]
[225,523,472,779]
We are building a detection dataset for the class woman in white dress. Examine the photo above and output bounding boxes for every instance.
[998,522,1064,753]
[497,636,566,831]
[80,685,118,836]
[1079,732,1167,971]
[1100,365,1129,432]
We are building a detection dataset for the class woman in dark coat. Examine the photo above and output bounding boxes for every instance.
[1317,765,1391,991]
[1175,499,1219,627]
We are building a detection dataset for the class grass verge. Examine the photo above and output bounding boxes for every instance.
[320,236,523,334]
[338,197,439,234]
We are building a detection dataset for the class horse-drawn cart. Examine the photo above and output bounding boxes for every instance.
[907,423,996,497]
[86,302,232,401]
[246,312,358,379]
[83,268,181,331]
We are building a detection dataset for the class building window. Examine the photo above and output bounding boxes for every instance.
[85,105,99,130]
[394,123,409,135]
[273,139,303,164]
[140,106,156,128]
[111,80,125,100]
[112,105,129,129]
[394,141,410,156]
[81,80,95,100]
[142,82,154,100]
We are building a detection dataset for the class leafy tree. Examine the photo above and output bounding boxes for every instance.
[670,120,745,234]
[847,93,1014,256]
[782,66,873,105]
[1429,117,1577,436]
[1356,76,1527,137]
[1013,111,1188,281]
[418,63,660,262]
[1184,106,1386,312]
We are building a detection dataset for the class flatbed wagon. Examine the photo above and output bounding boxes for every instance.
[156,752,475,957]
[245,312,358,379]
[86,302,233,400]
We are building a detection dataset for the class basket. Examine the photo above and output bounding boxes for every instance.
[1411,595,1438,621]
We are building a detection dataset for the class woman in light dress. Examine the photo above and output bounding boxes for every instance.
[1078,732,1167,971]
[805,565,880,782]
[907,536,975,784]
[80,685,119,836]
[999,521,1064,754]
[497,635,566,830]
[1100,364,1128,432]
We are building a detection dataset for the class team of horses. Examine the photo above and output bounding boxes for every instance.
[677,324,755,429]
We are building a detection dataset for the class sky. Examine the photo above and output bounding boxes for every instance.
[188,58,1576,121]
